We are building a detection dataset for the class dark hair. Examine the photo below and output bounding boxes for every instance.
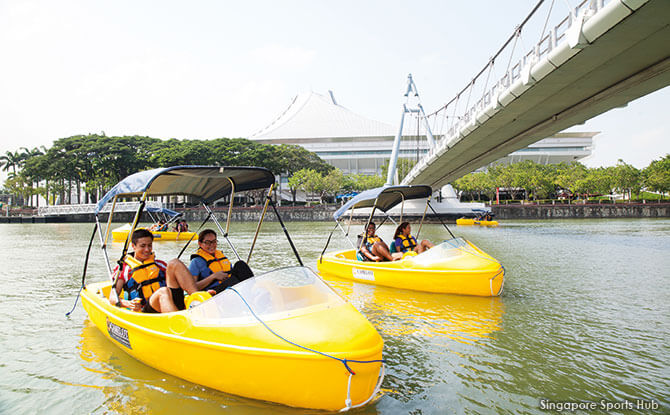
[132,229,154,244]
[393,222,410,239]
[198,229,217,243]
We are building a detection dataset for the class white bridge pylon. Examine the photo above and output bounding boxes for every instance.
[385,74,436,186]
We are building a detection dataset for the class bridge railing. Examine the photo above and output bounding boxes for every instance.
[426,0,615,151]
[37,200,163,216]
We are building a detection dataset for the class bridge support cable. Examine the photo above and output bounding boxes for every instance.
[404,0,662,187]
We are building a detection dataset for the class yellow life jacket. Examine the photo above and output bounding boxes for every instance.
[122,254,164,302]
[360,235,381,253]
[396,234,417,252]
[191,248,231,275]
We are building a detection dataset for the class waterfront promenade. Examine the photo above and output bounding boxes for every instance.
[2,201,669,223]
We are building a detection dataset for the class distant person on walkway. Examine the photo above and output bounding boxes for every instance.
[108,229,224,313]
[188,229,254,293]
[358,222,403,262]
[393,222,434,254]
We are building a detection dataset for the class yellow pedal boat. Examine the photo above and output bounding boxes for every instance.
[456,218,499,227]
[81,266,383,411]
[78,166,385,411]
[111,223,196,242]
[318,238,504,296]
[319,185,504,296]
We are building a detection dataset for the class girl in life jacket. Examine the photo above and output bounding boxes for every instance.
[188,229,254,293]
[358,222,402,262]
[393,222,435,254]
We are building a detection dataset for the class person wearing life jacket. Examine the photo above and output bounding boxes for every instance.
[188,229,254,293]
[358,222,403,262]
[108,229,223,313]
[176,219,189,232]
[393,222,434,254]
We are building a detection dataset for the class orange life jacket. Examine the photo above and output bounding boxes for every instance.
[190,248,231,275]
[122,254,165,302]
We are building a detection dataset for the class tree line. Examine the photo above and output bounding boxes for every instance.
[0,134,336,207]
[453,157,670,202]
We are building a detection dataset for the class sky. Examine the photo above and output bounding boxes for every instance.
[1,0,668,182]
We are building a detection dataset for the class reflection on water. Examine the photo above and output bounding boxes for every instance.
[328,279,503,343]
[1,220,669,413]
[77,320,305,415]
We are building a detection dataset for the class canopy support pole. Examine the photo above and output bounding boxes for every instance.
[360,204,378,252]
[319,222,340,263]
[247,183,274,264]
[95,215,113,279]
[120,192,148,264]
[103,195,118,247]
[338,220,357,249]
[268,193,303,266]
[346,207,354,237]
[415,199,430,240]
[177,208,212,260]
[225,178,236,236]
[428,202,456,239]
[204,203,241,262]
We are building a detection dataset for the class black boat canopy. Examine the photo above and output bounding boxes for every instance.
[333,185,432,220]
[95,166,275,214]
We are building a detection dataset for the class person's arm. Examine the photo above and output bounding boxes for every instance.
[195,271,228,291]
[108,270,142,311]
[189,257,228,291]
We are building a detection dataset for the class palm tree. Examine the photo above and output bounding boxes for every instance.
[19,147,46,207]
[0,150,22,175]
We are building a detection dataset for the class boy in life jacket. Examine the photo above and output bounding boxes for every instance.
[108,229,225,313]
[358,222,403,262]
[188,229,254,293]
[392,221,434,254]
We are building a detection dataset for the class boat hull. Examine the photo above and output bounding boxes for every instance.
[317,239,504,296]
[81,281,383,410]
[456,218,499,226]
[111,224,196,242]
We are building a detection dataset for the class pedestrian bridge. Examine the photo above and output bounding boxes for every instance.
[402,0,670,189]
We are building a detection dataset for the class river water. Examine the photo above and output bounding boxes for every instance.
[0,219,668,414]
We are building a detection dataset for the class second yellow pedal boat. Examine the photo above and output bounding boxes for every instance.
[318,185,504,296]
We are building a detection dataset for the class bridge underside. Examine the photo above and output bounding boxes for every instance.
[408,0,670,188]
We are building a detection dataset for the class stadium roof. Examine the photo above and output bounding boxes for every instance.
[249,91,396,141]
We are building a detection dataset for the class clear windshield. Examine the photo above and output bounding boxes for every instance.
[188,266,345,325]
[407,237,471,264]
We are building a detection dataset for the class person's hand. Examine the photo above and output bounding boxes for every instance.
[213,271,230,281]
[129,298,143,312]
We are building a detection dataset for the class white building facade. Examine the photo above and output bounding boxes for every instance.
[249,91,597,176]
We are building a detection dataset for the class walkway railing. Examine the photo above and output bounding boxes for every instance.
[428,0,612,137]
[37,201,163,216]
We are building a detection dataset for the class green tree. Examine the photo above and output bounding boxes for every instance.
[287,169,312,205]
[574,167,612,197]
[643,154,670,199]
[611,159,641,201]
[0,150,24,177]
[554,162,588,197]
